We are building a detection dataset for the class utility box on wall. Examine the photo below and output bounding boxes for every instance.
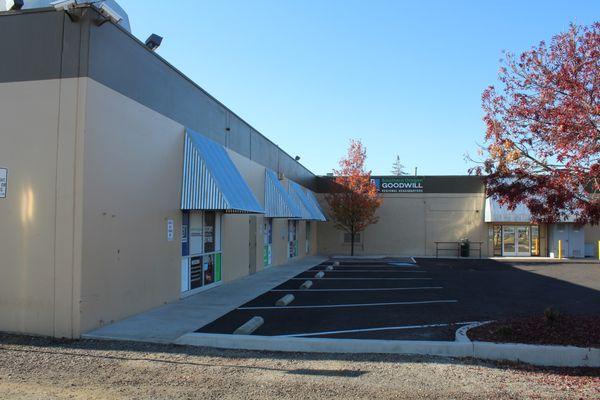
[548,223,585,258]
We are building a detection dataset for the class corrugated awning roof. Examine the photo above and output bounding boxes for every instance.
[264,170,302,218]
[484,197,576,223]
[288,181,327,221]
[484,198,532,222]
[304,189,327,221]
[181,129,264,213]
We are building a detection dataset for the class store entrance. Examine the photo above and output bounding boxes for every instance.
[502,225,531,257]
[181,211,222,295]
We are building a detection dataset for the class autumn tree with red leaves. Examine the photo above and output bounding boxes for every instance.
[472,22,600,224]
[325,140,382,255]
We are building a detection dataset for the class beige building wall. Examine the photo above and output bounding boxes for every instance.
[220,214,251,281]
[221,160,320,271]
[226,149,264,277]
[79,79,183,332]
[317,192,487,257]
[79,80,320,333]
[0,78,84,338]
[584,224,600,258]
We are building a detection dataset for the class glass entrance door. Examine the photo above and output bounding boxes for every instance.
[181,211,222,294]
[516,226,530,256]
[502,225,531,256]
[502,226,516,256]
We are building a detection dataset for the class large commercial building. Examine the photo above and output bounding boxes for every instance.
[317,176,600,259]
[0,2,325,339]
[1,3,598,339]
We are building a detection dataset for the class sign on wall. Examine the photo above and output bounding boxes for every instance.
[167,219,174,241]
[0,168,7,198]
[371,177,424,193]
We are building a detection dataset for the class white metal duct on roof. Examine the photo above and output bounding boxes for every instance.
[181,129,264,214]
[484,197,532,222]
[9,1,132,32]
[264,170,302,218]
[288,181,327,221]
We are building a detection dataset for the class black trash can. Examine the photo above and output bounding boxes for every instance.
[460,241,470,257]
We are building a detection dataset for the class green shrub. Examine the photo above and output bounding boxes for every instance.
[494,325,513,337]
[543,307,561,326]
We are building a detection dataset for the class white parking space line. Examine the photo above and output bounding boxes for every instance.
[278,321,478,337]
[386,262,418,266]
[308,270,427,273]
[289,277,432,281]
[238,299,458,310]
[322,264,420,268]
[270,287,444,292]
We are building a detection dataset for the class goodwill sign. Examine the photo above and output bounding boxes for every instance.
[371,177,424,193]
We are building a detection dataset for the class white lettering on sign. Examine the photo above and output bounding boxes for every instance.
[0,168,7,198]
[167,219,174,241]
[374,177,424,193]
[381,182,423,190]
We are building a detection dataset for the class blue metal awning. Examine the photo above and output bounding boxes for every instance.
[288,181,327,221]
[181,129,264,213]
[265,170,302,218]
[304,189,327,221]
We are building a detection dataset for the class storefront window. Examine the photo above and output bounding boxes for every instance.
[203,212,216,253]
[263,218,273,267]
[288,220,298,258]
[531,225,540,256]
[181,211,222,294]
[492,225,502,256]
[203,253,215,285]
[306,222,311,254]
[503,226,516,254]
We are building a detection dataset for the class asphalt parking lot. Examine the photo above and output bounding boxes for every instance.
[196,257,600,341]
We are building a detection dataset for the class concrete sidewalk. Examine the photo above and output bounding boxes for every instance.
[83,256,326,343]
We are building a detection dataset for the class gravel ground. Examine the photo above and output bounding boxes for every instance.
[0,334,598,399]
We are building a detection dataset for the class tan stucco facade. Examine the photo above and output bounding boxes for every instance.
[0,78,84,338]
[318,192,489,257]
[0,77,318,338]
[79,79,183,332]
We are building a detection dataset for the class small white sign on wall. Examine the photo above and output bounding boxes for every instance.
[0,168,7,198]
[167,219,174,241]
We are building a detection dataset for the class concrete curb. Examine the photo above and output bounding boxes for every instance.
[175,333,472,358]
[174,333,600,367]
[455,321,491,342]
[471,341,600,367]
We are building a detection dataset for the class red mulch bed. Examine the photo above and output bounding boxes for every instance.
[468,314,600,348]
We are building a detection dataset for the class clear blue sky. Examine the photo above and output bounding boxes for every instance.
[119,0,599,176]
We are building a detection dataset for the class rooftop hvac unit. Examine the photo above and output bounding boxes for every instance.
[0,0,131,32]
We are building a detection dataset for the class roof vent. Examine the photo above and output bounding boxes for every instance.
[2,0,132,32]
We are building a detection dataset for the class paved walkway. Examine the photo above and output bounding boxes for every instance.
[83,256,326,343]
